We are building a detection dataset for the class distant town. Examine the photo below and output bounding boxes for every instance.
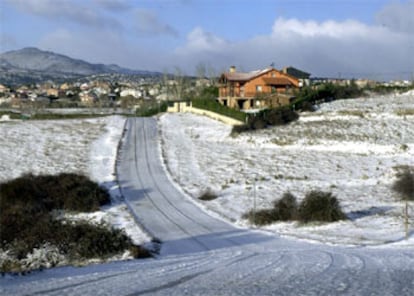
[0,48,412,114]
[1,70,412,112]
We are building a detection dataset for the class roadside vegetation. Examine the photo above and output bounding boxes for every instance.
[0,110,110,120]
[192,98,248,123]
[135,100,168,117]
[293,82,414,111]
[30,113,109,120]
[0,173,151,274]
[243,190,347,226]
[0,111,21,120]
[293,81,364,111]
[232,107,299,134]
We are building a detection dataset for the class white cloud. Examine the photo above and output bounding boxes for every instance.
[271,18,374,39]
[176,27,228,53]
[175,17,414,80]
[19,1,414,80]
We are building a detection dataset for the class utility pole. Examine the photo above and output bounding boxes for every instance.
[404,198,409,239]
[253,174,257,227]
[400,122,410,240]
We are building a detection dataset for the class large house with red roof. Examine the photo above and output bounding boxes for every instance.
[218,66,300,110]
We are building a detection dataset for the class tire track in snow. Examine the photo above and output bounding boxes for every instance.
[127,118,241,254]
[130,118,211,251]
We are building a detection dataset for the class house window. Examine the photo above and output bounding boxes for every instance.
[271,72,276,77]
[256,85,262,92]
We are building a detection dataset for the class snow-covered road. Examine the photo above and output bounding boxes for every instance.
[1,117,413,295]
[117,118,269,255]
[2,234,413,295]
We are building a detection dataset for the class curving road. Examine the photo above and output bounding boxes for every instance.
[1,117,413,296]
[117,117,270,256]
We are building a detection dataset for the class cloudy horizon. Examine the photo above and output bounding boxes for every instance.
[1,0,414,80]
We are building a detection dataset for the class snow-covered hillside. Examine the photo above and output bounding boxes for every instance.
[0,116,150,259]
[1,102,413,295]
[159,92,414,247]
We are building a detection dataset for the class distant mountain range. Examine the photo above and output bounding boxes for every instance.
[0,47,160,85]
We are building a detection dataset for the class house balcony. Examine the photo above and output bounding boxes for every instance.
[218,89,257,98]
[219,89,295,99]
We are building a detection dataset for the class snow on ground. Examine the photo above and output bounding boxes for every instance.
[159,92,414,247]
[0,116,150,262]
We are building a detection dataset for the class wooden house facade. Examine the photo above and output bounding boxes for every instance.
[218,66,300,110]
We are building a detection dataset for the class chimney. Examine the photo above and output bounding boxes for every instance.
[229,66,236,73]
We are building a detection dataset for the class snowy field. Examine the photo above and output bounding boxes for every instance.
[159,91,414,247]
[0,116,150,265]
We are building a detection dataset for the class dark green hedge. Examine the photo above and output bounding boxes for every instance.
[192,98,248,122]
[136,101,168,117]
[0,173,151,271]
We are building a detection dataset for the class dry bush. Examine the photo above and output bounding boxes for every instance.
[243,190,346,226]
[273,192,298,221]
[242,208,275,226]
[298,191,346,223]
[243,192,299,225]
[198,189,218,201]
[392,167,414,201]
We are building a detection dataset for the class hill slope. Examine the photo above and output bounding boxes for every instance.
[0,47,159,85]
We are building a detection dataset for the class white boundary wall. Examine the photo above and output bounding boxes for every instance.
[167,102,244,126]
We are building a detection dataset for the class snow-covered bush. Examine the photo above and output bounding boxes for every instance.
[21,244,66,271]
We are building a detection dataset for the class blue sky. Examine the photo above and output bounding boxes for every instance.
[1,0,414,80]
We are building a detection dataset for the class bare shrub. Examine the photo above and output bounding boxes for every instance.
[198,189,218,201]
[298,191,346,223]
[392,167,414,239]
[251,117,267,130]
[231,124,250,135]
[273,192,298,221]
[243,190,347,226]
[129,245,152,259]
[392,167,414,201]
[242,208,275,226]
[243,192,298,225]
